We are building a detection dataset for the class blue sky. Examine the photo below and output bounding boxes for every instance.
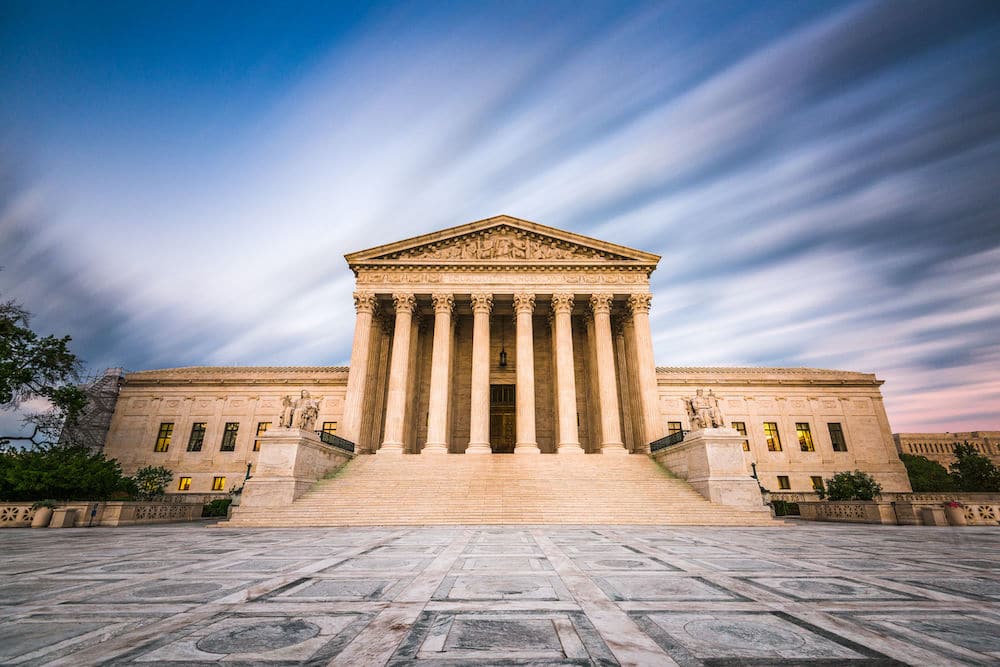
[1,0,998,433]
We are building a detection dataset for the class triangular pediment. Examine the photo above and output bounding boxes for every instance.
[345,215,660,267]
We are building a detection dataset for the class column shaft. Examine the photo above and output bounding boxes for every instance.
[467,293,492,454]
[380,293,415,454]
[513,293,539,453]
[591,294,626,454]
[552,293,583,453]
[340,292,377,444]
[424,294,453,453]
[629,293,662,448]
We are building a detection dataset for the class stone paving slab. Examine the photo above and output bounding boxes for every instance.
[0,524,998,665]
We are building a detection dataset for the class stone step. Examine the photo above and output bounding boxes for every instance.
[226,453,776,527]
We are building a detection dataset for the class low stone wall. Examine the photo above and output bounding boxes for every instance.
[797,498,1000,526]
[798,501,897,524]
[0,500,211,528]
[0,504,39,528]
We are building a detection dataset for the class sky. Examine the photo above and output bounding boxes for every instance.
[1,0,998,435]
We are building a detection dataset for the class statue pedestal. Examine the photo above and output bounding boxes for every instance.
[237,428,354,510]
[652,428,768,512]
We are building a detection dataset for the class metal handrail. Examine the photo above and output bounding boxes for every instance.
[649,429,687,452]
[316,431,356,453]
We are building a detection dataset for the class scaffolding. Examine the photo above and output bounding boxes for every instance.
[58,368,126,452]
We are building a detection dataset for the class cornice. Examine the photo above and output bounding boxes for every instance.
[125,366,350,387]
[656,366,882,387]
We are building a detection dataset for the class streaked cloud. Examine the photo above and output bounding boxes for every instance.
[1,0,998,432]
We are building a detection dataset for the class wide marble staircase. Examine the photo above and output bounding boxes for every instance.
[225,454,777,526]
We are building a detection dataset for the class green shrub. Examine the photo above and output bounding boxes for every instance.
[950,443,1000,492]
[771,499,800,516]
[0,444,130,501]
[825,470,882,501]
[899,453,955,492]
[202,498,232,517]
[131,465,174,500]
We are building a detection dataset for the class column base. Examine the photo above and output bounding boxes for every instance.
[466,443,492,455]
[378,443,404,455]
[514,443,541,454]
[422,443,448,454]
[600,444,628,455]
[557,443,585,454]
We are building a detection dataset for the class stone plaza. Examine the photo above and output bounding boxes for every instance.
[2,523,999,665]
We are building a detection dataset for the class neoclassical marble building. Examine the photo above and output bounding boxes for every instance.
[102,216,911,494]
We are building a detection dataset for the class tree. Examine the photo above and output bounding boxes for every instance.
[950,442,1000,492]
[825,470,883,501]
[132,466,175,500]
[0,444,130,501]
[1,296,87,446]
[899,453,955,492]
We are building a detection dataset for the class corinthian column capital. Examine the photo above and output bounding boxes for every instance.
[589,293,613,315]
[512,292,536,314]
[431,293,454,313]
[353,291,378,314]
[551,292,574,315]
[627,292,652,315]
[470,293,493,314]
[392,293,416,314]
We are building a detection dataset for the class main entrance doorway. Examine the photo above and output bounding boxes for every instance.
[489,384,516,453]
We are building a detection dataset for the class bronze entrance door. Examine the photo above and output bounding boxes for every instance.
[489,384,516,453]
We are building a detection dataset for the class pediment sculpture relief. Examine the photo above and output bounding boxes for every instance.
[385,227,624,262]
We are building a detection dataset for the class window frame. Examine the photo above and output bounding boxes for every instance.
[253,421,271,452]
[177,476,192,491]
[667,421,682,435]
[187,422,206,452]
[828,422,848,452]
[220,422,239,452]
[763,422,782,451]
[777,475,791,490]
[154,422,174,452]
[810,476,824,492]
[211,476,226,491]
[796,422,816,452]
[731,421,750,451]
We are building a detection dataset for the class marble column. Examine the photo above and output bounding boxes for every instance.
[380,293,416,454]
[467,293,493,454]
[339,292,377,444]
[423,294,454,454]
[551,293,583,453]
[513,293,539,454]
[612,316,636,452]
[590,294,626,454]
[628,293,662,448]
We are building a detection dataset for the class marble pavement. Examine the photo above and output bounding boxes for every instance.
[1,523,998,665]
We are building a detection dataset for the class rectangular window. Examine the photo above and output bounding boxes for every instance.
[777,475,790,490]
[828,423,848,451]
[211,476,226,491]
[810,476,824,492]
[220,422,239,452]
[732,421,750,451]
[154,422,173,452]
[321,421,338,437]
[667,421,682,435]
[763,422,782,451]
[253,421,271,452]
[796,423,815,452]
[177,476,192,491]
[187,422,206,452]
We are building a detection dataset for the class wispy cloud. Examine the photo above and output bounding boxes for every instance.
[1,0,998,432]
